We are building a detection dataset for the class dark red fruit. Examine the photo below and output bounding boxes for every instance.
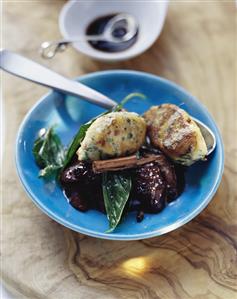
[134,162,166,213]
[60,150,185,223]
[69,192,89,212]
[140,147,180,202]
[60,161,96,184]
[60,159,105,213]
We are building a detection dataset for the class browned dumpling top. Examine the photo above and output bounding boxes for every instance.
[144,104,207,165]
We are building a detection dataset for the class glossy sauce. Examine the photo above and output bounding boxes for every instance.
[86,14,138,52]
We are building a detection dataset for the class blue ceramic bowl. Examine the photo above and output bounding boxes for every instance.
[16,70,224,240]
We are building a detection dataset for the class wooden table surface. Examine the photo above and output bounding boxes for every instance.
[1,1,237,299]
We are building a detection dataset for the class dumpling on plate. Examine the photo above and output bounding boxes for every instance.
[77,111,146,161]
[144,104,207,166]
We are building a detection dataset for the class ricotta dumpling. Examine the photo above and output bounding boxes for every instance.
[144,104,207,166]
[77,111,146,161]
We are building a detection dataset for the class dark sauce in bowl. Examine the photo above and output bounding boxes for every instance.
[86,14,138,53]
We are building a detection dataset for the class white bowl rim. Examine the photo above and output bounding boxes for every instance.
[59,0,169,61]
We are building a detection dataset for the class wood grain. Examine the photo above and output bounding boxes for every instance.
[1,1,237,299]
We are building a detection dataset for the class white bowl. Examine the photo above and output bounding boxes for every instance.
[59,0,169,62]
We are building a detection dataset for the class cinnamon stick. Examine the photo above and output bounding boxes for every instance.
[92,154,158,173]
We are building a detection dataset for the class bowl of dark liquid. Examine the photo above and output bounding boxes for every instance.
[59,0,169,61]
[86,14,138,53]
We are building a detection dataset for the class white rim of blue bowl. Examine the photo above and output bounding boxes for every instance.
[15,70,224,240]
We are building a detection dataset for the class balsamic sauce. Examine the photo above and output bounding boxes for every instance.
[86,14,138,53]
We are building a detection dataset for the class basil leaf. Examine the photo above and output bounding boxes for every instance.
[102,172,132,232]
[39,165,62,179]
[63,111,108,168]
[33,137,45,168]
[113,93,146,112]
[33,127,66,179]
[63,121,92,168]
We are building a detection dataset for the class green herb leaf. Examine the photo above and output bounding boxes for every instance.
[102,172,132,232]
[33,137,45,168]
[113,93,146,112]
[33,127,66,179]
[63,111,108,168]
[63,122,92,168]
[39,165,62,179]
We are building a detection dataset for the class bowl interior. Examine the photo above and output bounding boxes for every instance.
[59,0,168,61]
[16,71,224,240]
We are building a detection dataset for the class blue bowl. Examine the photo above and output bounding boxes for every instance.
[16,70,224,240]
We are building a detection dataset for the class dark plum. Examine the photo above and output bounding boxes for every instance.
[60,150,185,223]
[60,161,96,184]
[140,147,180,202]
[69,192,89,212]
[60,159,105,213]
[134,162,166,213]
